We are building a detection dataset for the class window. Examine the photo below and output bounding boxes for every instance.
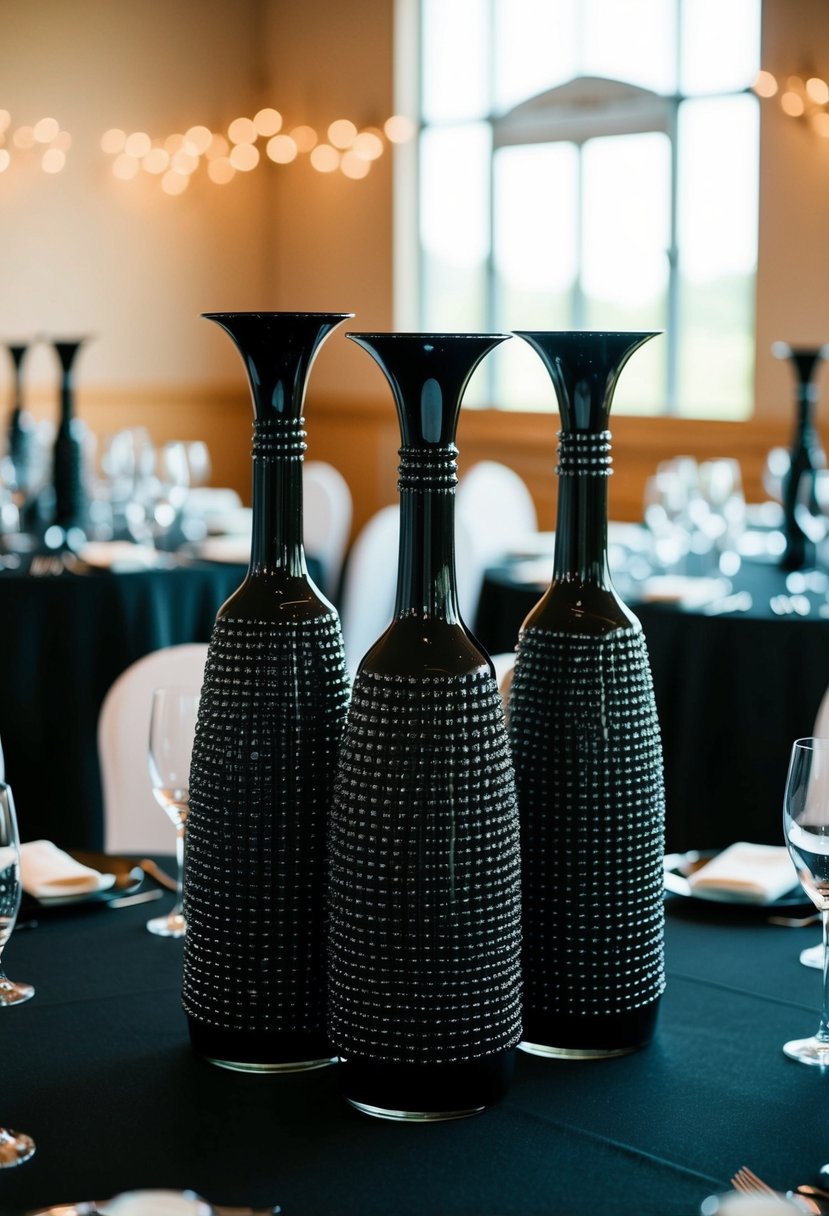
[415,0,761,418]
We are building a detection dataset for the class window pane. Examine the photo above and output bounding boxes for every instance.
[581,0,677,94]
[582,132,671,414]
[677,96,759,418]
[422,0,490,123]
[493,0,577,113]
[680,0,761,96]
[420,124,491,338]
[491,142,578,409]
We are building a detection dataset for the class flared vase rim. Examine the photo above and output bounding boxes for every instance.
[202,310,354,320]
[772,340,829,360]
[512,328,662,340]
[346,330,511,341]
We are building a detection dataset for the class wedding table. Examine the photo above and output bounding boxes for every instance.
[476,555,829,854]
[1,868,826,1216]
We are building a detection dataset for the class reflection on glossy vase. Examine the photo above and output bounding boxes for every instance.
[772,341,828,571]
[508,330,665,1059]
[328,332,522,1121]
[51,338,90,539]
[182,311,352,1073]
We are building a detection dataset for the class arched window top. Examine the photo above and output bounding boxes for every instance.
[494,77,673,147]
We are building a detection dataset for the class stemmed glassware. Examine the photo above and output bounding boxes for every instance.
[0,783,36,1167]
[0,784,34,1006]
[147,687,200,938]
[783,737,829,1064]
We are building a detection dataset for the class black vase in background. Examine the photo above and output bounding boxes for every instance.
[508,330,665,1059]
[51,339,89,538]
[182,311,352,1072]
[772,341,828,571]
[5,343,36,493]
[328,332,522,1121]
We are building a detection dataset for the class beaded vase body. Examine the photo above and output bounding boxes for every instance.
[773,342,828,571]
[509,331,665,1059]
[328,333,523,1121]
[182,311,352,1073]
[52,339,89,537]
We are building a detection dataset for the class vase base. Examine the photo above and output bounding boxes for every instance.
[519,999,661,1059]
[347,1098,485,1122]
[206,1054,337,1074]
[519,1039,635,1060]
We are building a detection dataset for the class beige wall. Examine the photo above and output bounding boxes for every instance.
[0,0,827,529]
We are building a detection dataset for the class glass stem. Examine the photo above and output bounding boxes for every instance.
[174,818,186,912]
[820,908,829,1042]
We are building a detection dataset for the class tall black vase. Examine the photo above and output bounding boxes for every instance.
[772,342,828,571]
[183,311,352,1073]
[509,330,665,1059]
[328,332,522,1121]
[5,343,35,492]
[51,338,89,537]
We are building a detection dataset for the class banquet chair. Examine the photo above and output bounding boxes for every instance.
[97,643,208,854]
[0,732,4,782]
[303,460,352,601]
[814,684,829,739]
[456,461,538,627]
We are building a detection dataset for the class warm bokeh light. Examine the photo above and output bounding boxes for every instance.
[124,131,151,158]
[207,156,235,184]
[112,153,140,180]
[161,169,189,195]
[184,125,212,155]
[143,147,170,174]
[340,150,371,179]
[230,142,260,171]
[812,111,829,137]
[101,127,126,154]
[752,70,778,98]
[328,118,357,149]
[266,134,298,163]
[228,116,256,145]
[171,149,199,175]
[807,77,829,106]
[0,149,9,172]
[384,114,416,143]
[781,91,806,118]
[33,116,59,144]
[206,133,230,160]
[786,75,805,92]
[310,143,339,173]
[13,126,35,149]
[164,133,185,154]
[0,111,10,133]
[254,107,282,136]
[41,148,65,173]
[53,130,72,151]
[352,130,384,160]
[290,125,317,152]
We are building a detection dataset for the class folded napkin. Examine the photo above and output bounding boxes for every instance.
[78,541,158,571]
[195,535,251,564]
[639,575,729,608]
[19,840,115,899]
[687,841,798,903]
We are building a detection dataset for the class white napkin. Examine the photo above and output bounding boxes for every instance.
[78,541,158,571]
[195,535,251,564]
[19,840,115,899]
[687,841,799,903]
[639,575,729,608]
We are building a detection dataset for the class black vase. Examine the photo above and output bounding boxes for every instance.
[5,343,35,492]
[182,311,352,1072]
[509,330,665,1059]
[328,332,522,1121]
[772,342,828,571]
[51,339,89,538]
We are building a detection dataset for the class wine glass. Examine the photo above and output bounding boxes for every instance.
[147,687,200,938]
[0,783,34,1005]
[782,736,829,1064]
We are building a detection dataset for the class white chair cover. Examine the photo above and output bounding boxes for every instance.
[97,643,209,854]
[339,505,400,679]
[303,461,353,601]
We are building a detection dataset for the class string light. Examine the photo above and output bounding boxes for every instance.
[0,106,416,189]
[753,69,829,138]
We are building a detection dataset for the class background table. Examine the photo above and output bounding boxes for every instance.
[475,557,829,854]
[0,561,246,849]
[1,871,827,1216]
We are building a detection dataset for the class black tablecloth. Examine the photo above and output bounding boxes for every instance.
[0,562,246,849]
[2,869,828,1216]
[475,559,829,854]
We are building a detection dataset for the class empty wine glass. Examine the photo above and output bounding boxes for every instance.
[147,687,200,938]
[0,783,34,1006]
[783,737,829,1064]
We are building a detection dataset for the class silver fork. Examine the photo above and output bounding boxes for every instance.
[730,1166,821,1212]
